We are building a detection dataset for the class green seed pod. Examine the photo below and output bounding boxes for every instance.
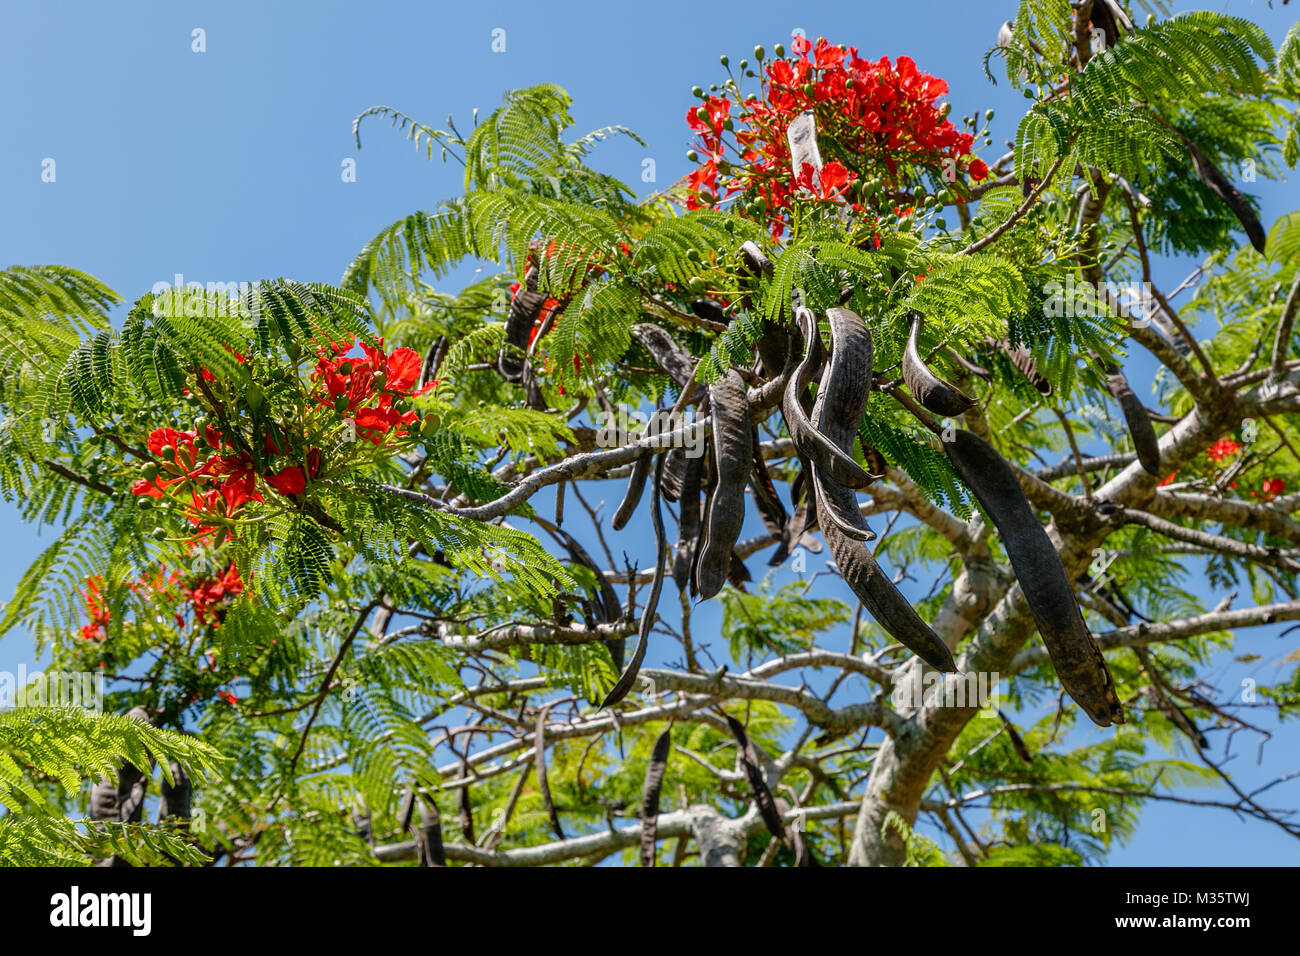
[935,217,947,229]
[334,393,350,414]
[985,108,995,121]
[160,444,175,460]
[142,461,160,481]
[686,149,699,162]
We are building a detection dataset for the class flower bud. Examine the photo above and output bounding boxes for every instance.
[686,149,699,162]
[774,43,785,58]
[719,55,729,67]
[753,45,765,61]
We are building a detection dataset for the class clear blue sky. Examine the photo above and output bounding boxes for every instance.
[1,0,1298,865]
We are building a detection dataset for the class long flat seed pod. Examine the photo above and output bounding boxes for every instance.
[631,323,705,403]
[723,715,787,844]
[601,454,668,708]
[755,324,791,380]
[997,710,1035,766]
[639,730,672,867]
[809,308,879,542]
[534,706,565,840]
[903,314,975,418]
[1103,364,1161,476]
[727,551,752,589]
[158,762,191,821]
[554,526,625,670]
[418,797,446,867]
[942,428,1124,726]
[457,761,476,845]
[660,447,687,503]
[782,308,874,490]
[695,370,752,600]
[612,452,653,530]
[498,270,546,382]
[819,495,957,672]
[1184,137,1266,255]
[672,451,704,591]
[748,434,792,565]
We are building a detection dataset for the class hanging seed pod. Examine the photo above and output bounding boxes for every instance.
[672,452,705,591]
[902,314,976,418]
[602,455,668,708]
[997,711,1035,766]
[661,447,687,503]
[498,267,545,382]
[612,452,654,530]
[727,551,752,590]
[554,527,625,670]
[1102,364,1161,476]
[723,715,787,844]
[1184,137,1266,255]
[942,428,1124,726]
[418,796,446,867]
[748,434,793,565]
[158,761,191,821]
[783,308,875,490]
[755,324,791,380]
[988,338,1052,395]
[632,323,706,403]
[639,730,672,867]
[809,308,878,542]
[534,707,565,840]
[695,371,752,600]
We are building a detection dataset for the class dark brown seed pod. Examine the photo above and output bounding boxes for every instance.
[989,338,1052,395]
[632,323,706,403]
[818,486,957,672]
[783,308,875,490]
[612,452,653,531]
[602,454,668,708]
[554,526,625,670]
[660,447,687,503]
[639,730,672,867]
[809,308,878,542]
[1102,364,1161,476]
[690,299,728,325]
[1184,137,1266,255]
[997,710,1035,766]
[457,765,475,844]
[695,370,752,600]
[902,314,976,418]
[748,433,792,565]
[534,706,565,840]
[158,761,191,821]
[498,267,546,382]
[739,240,775,278]
[942,428,1124,726]
[723,714,787,844]
[755,324,791,380]
[418,797,446,867]
[727,551,752,590]
[672,451,704,591]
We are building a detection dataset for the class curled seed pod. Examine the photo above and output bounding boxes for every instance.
[723,715,787,844]
[695,370,752,600]
[498,268,546,382]
[755,324,791,380]
[807,308,877,542]
[819,488,957,672]
[602,454,668,708]
[1103,365,1161,476]
[418,796,446,867]
[690,299,728,325]
[612,452,653,531]
[902,314,976,418]
[672,452,705,591]
[739,240,774,278]
[942,428,1124,726]
[997,711,1035,766]
[946,347,993,382]
[639,730,672,867]
[632,323,706,403]
[1184,137,1266,255]
[989,338,1052,395]
[158,761,191,821]
[783,308,875,490]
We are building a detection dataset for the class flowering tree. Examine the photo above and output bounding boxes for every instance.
[3,6,1300,867]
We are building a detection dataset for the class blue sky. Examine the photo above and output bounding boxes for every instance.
[2,1,1298,864]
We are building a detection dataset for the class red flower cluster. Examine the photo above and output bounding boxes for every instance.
[1206,438,1243,464]
[78,562,244,639]
[312,337,430,444]
[188,563,245,626]
[79,576,111,641]
[686,36,986,237]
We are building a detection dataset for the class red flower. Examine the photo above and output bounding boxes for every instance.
[1206,439,1243,464]
[1158,471,1178,487]
[79,576,111,640]
[1262,477,1286,496]
[265,466,306,497]
[968,158,989,181]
